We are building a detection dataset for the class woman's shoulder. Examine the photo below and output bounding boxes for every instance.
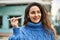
[47,29,54,35]
[20,25,26,30]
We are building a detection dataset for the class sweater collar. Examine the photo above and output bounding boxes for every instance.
[26,22,43,29]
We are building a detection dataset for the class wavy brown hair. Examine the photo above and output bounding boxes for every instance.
[23,2,56,38]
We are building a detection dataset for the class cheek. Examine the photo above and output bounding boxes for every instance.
[40,15,41,18]
[38,14,41,18]
[38,15,41,20]
[29,13,34,18]
[39,14,41,20]
[40,13,41,16]
[29,15,34,19]
[40,14,42,17]
[29,15,34,21]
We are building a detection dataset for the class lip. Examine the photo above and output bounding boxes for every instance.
[33,18,40,20]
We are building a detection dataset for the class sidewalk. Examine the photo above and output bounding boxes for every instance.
[0,37,8,40]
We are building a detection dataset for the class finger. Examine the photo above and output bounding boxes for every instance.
[11,19,18,23]
[8,17,21,20]
[10,17,16,21]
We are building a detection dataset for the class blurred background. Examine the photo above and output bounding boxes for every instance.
[0,0,60,40]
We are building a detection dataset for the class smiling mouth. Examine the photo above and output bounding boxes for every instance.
[33,18,39,20]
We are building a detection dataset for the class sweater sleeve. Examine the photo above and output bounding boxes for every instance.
[8,27,21,40]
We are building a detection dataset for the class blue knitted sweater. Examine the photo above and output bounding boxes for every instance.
[9,22,54,40]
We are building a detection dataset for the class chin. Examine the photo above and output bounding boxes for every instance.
[33,21,40,23]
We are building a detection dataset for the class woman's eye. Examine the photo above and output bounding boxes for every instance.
[37,11,40,13]
[31,11,35,14]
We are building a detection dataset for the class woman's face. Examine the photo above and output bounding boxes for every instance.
[29,6,41,23]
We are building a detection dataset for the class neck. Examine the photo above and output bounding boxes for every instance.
[29,20,41,24]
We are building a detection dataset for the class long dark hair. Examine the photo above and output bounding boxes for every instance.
[23,2,56,38]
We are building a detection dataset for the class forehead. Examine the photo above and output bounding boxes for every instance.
[30,6,40,11]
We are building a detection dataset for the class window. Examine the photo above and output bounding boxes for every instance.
[9,15,21,28]
[0,16,2,28]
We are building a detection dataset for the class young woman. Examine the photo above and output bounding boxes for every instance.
[9,2,56,40]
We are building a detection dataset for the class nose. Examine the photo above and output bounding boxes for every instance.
[35,12,38,16]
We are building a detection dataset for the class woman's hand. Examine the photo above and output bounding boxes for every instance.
[10,17,19,28]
